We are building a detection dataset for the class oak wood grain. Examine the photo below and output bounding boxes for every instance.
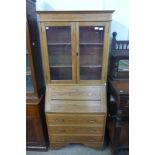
[47,126,104,134]
[46,114,105,125]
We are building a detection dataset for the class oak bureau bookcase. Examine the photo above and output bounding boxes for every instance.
[37,11,114,149]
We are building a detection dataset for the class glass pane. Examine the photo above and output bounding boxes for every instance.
[118,60,129,71]
[80,67,102,80]
[79,26,104,80]
[46,26,72,80]
[50,67,72,80]
[26,51,34,92]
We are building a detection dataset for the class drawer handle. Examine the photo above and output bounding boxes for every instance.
[88,120,96,123]
[89,139,95,142]
[57,139,65,142]
[55,119,64,123]
[70,139,78,141]
[56,129,65,133]
[90,129,96,133]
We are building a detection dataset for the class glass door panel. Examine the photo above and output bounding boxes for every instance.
[26,49,34,92]
[79,26,104,80]
[45,26,72,80]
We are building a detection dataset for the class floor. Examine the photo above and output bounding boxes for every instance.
[26,144,111,155]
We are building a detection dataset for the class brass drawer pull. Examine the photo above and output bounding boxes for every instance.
[57,139,65,142]
[89,139,95,142]
[55,119,64,123]
[88,120,96,123]
[55,129,65,133]
[90,129,96,133]
[70,139,78,141]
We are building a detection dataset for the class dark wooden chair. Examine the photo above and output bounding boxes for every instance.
[107,32,129,155]
[109,32,129,80]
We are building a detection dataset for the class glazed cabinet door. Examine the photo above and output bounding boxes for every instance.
[76,22,109,83]
[41,22,76,83]
[26,23,37,97]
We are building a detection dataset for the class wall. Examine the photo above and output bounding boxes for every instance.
[36,0,128,40]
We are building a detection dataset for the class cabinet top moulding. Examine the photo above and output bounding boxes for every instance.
[37,10,115,22]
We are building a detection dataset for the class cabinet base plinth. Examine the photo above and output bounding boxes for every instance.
[50,142,103,150]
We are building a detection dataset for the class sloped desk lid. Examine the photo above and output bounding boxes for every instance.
[45,84,107,113]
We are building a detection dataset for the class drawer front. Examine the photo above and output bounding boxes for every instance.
[49,135,103,143]
[48,126,104,134]
[46,114,105,125]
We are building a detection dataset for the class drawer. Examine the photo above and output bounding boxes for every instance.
[48,126,104,134]
[46,114,105,125]
[49,135,103,143]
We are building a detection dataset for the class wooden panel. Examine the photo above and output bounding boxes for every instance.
[108,121,129,146]
[46,85,104,100]
[111,81,129,94]
[37,11,114,22]
[49,134,103,143]
[46,114,105,125]
[119,122,129,145]
[26,96,48,150]
[26,117,44,145]
[120,96,129,108]
[117,71,129,79]
[45,100,105,113]
[26,105,38,118]
[48,126,104,134]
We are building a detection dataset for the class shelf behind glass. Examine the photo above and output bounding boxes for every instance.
[48,43,71,46]
[46,26,72,80]
[80,43,103,45]
[80,44,103,66]
[80,67,102,80]
[46,26,71,44]
[50,67,72,80]
[79,26,104,43]
[48,48,72,66]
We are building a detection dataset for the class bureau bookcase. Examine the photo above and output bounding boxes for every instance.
[37,11,114,149]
